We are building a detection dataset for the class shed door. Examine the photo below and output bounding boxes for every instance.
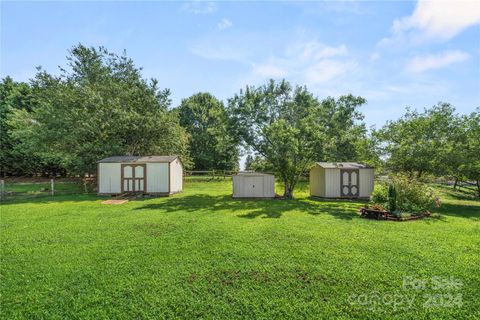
[340,169,359,197]
[121,164,146,193]
[244,176,264,197]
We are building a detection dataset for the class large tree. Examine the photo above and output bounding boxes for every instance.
[8,44,190,175]
[375,103,461,178]
[176,93,239,170]
[316,95,368,162]
[457,110,480,196]
[0,77,60,176]
[230,80,353,198]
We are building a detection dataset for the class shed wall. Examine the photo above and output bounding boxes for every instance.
[359,168,375,198]
[146,163,169,193]
[325,168,341,198]
[232,175,275,198]
[169,159,183,193]
[98,163,121,194]
[309,166,326,197]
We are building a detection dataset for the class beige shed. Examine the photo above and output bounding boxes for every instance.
[310,162,374,199]
[97,156,183,195]
[232,172,275,198]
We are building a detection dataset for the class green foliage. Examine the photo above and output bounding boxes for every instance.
[388,183,397,212]
[456,110,480,196]
[5,45,190,175]
[371,175,437,213]
[244,154,254,170]
[0,77,59,176]
[370,183,389,209]
[375,103,479,186]
[316,95,369,162]
[244,154,275,172]
[392,175,437,213]
[176,92,239,170]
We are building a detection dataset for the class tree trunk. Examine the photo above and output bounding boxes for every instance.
[453,178,458,190]
[476,180,480,198]
[283,180,293,199]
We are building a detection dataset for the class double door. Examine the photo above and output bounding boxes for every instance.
[244,176,264,198]
[340,169,359,197]
[121,164,146,193]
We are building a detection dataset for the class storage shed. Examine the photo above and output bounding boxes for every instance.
[310,162,374,198]
[97,156,183,195]
[232,172,275,198]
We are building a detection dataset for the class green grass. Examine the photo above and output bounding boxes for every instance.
[3,181,86,198]
[1,179,479,319]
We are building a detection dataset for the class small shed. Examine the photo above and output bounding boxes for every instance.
[232,172,275,198]
[97,156,183,195]
[310,162,374,198]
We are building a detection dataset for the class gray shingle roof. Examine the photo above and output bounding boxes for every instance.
[98,156,178,163]
[315,162,373,169]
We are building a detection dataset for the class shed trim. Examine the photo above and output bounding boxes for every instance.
[315,162,373,169]
[98,156,178,163]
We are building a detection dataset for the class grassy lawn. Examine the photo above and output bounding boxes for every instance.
[1,179,479,319]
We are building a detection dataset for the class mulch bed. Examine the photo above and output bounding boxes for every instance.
[359,207,431,221]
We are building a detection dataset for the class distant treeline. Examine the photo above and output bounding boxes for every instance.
[1,44,478,197]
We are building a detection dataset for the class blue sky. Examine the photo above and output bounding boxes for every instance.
[1,0,479,129]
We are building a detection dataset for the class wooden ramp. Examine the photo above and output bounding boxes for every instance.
[101,192,142,205]
[101,199,129,205]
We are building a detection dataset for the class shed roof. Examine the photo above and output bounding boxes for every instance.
[98,156,178,163]
[315,162,373,169]
[235,171,274,177]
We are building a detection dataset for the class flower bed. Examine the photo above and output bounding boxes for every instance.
[359,207,431,221]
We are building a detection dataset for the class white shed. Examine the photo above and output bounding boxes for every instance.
[97,156,183,196]
[310,162,374,199]
[232,172,275,198]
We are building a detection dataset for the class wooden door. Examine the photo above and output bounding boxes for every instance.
[340,169,359,197]
[121,164,146,193]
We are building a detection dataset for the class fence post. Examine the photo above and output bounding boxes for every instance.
[0,180,4,201]
[51,179,54,196]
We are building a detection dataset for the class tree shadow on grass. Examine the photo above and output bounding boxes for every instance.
[133,194,361,220]
[0,193,100,206]
[433,202,480,220]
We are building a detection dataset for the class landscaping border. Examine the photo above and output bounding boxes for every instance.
[359,207,431,221]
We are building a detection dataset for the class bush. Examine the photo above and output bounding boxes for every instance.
[369,174,437,214]
[370,183,389,209]
[392,175,436,213]
[388,184,397,212]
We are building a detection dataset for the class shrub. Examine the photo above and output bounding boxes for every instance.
[388,184,397,212]
[369,174,437,214]
[392,174,436,213]
[370,183,389,209]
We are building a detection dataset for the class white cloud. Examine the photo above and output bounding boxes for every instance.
[217,18,233,30]
[181,1,217,15]
[304,59,356,83]
[406,50,470,73]
[252,63,287,78]
[382,0,480,45]
[249,41,355,86]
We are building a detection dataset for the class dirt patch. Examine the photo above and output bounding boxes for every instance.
[101,200,129,205]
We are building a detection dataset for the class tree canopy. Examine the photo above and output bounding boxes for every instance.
[5,44,190,176]
[176,93,239,170]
